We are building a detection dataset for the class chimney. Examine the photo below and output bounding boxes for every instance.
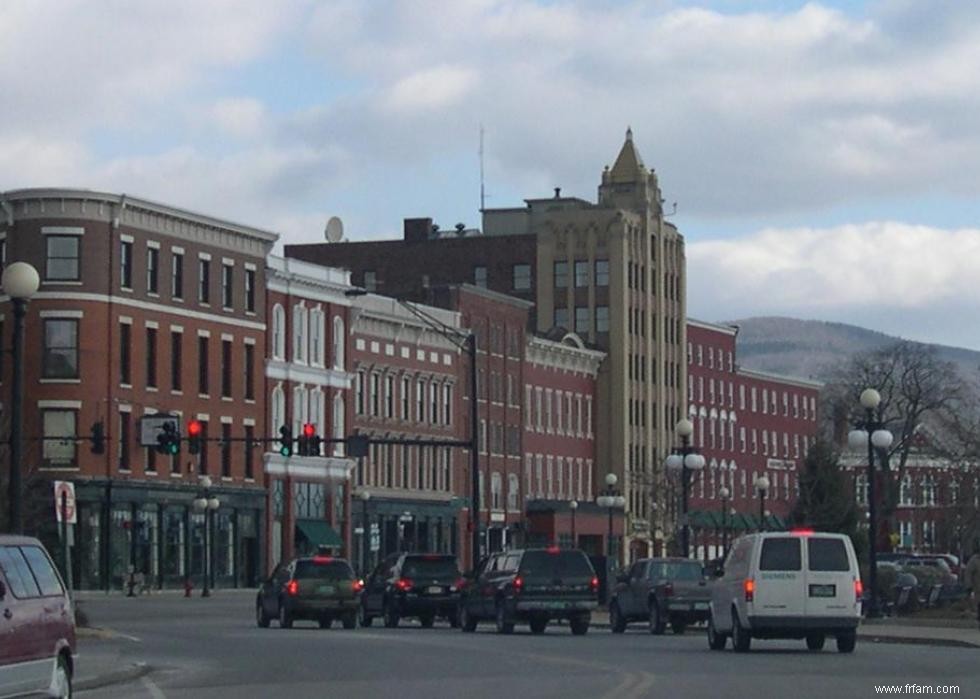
[404,217,433,243]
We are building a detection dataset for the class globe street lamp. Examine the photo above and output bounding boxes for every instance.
[2,262,40,534]
[847,388,894,618]
[754,474,770,531]
[569,499,578,548]
[719,485,731,559]
[596,473,626,566]
[359,490,371,575]
[194,476,220,597]
[665,419,705,558]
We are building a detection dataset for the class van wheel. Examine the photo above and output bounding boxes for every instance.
[342,611,357,630]
[731,610,751,653]
[806,633,825,651]
[610,601,627,633]
[256,600,270,628]
[318,616,333,629]
[460,605,477,633]
[836,630,857,654]
[52,653,72,698]
[495,601,514,634]
[648,601,666,635]
[707,614,727,650]
[529,616,548,634]
[420,613,435,629]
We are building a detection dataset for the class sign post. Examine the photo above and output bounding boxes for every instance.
[53,481,76,592]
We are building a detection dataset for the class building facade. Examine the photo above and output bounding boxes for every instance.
[0,188,275,589]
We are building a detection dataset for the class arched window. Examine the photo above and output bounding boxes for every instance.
[332,393,345,456]
[292,304,308,363]
[900,474,913,505]
[332,316,345,370]
[491,472,502,510]
[272,304,286,360]
[310,308,325,366]
[270,384,285,439]
[507,473,519,510]
[292,385,308,434]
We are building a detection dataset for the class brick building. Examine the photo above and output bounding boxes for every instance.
[684,319,822,559]
[264,256,356,570]
[0,188,275,589]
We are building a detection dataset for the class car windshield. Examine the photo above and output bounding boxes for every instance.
[294,559,354,581]
[401,557,459,579]
[519,551,594,581]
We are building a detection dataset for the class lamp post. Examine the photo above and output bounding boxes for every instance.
[754,474,770,531]
[569,500,578,548]
[2,262,40,534]
[193,476,220,597]
[665,419,705,559]
[359,490,371,575]
[847,388,893,619]
[719,486,731,559]
[596,473,626,566]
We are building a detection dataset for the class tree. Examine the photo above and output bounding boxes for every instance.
[791,439,859,537]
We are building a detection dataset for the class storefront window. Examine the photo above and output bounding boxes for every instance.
[109,506,132,589]
[135,505,159,582]
[162,507,186,581]
[77,503,102,589]
[214,511,235,582]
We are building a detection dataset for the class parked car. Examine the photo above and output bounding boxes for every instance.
[256,555,362,629]
[457,548,599,635]
[0,535,75,698]
[359,553,463,628]
[903,556,956,584]
[609,557,711,635]
[707,531,861,653]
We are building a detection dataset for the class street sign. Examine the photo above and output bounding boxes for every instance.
[53,481,77,524]
[139,414,179,447]
[370,522,380,552]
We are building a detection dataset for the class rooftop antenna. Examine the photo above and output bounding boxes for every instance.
[479,124,486,212]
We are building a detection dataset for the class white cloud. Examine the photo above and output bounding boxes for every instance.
[206,98,269,140]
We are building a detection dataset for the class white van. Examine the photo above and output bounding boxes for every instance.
[707,531,861,653]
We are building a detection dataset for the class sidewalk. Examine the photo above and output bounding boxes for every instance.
[74,631,152,692]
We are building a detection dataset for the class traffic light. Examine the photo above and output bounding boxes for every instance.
[187,419,203,455]
[278,425,293,457]
[90,421,106,454]
[300,423,321,457]
[156,420,180,455]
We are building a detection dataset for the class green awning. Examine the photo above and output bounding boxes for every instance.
[295,519,343,548]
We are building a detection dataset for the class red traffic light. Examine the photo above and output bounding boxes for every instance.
[187,420,202,437]
[303,423,315,438]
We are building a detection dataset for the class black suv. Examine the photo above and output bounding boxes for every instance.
[256,555,362,629]
[359,553,463,628]
[457,548,599,635]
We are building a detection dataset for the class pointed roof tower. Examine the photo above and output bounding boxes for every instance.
[608,126,646,183]
[598,127,661,213]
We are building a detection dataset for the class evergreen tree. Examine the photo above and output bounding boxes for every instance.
[791,439,860,540]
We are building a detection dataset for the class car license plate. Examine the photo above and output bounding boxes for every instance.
[317,585,335,594]
[427,586,442,594]
[694,602,709,610]
[809,584,836,598]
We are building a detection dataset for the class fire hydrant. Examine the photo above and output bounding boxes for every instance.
[184,576,193,598]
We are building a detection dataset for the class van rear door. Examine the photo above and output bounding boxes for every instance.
[804,536,857,620]
[754,537,805,621]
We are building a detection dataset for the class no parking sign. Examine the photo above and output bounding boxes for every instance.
[53,481,77,524]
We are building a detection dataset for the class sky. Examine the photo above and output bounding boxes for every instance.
[2,0,980,350]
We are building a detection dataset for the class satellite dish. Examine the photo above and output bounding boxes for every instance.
[325,216,344,243]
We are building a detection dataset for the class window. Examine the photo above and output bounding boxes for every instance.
[221,339,232,398]
[401,376,410,419]
[222,263,233,308]
[595,306,609,333]
[332,316,345,370]
[574,260,589,287]
[245,268,256,313]
[808,538,850,571]
[43,319,79,379]
[595,259,609,286]
[118,412,131,471]
[221,423,232,477]
[385,375,395,418]
[416,379,425,422]
[19,546,64,596]
[512,264,531,290]
[443,384,452,425]
[554,307,569,329]
[554,261,568,288]
[271,386,285,437]
[292,305,308,363]
[147,247,159,294]
[491,472,502,510]
[575,306,589,334]
[310,309,324,366]
[759,538,801,571]
[120,240,133,289]
[119,322,132,385]
[244,425,255,479]
[42,410,76,468]
[43,235,80,281]
[0,547,43,598]
[198,336,209,395]
[474,266,487,287]
[146,327,158,388]
[272,304,285,360]
[363,271,377,292]
[170,331,182,392]
[508,474,519,510]
[198,258,211,303]
[244,343,255,400]
[172,252,184,299]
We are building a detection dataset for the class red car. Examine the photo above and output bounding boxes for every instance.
[0,535,75,698]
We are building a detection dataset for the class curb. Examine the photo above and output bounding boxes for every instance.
[75,662,153,692]
[858,634,980,650]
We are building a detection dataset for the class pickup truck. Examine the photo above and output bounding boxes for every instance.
[609,557,712,634]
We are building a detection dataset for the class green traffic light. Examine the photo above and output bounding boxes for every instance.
[280,446,291,457]
[169,443,179,455]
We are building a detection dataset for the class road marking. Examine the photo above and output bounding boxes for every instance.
[140,675,167,699]
[600,672,638,699]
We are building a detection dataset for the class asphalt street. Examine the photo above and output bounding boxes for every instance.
[75,592,975,699]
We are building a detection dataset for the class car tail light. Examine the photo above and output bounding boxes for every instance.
[285,580,299,596]
[589,576,599,594]
[395,577,414,592]
[664,582,674,597]
[513,575,524,594]
[313,555,333,563]
[546,546,560,555]
[352,579,365,593]
[854,579,863,603]
[743,579,755,602]
[452,577,467,592]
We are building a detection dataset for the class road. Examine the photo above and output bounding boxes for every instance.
[76,592,974,699]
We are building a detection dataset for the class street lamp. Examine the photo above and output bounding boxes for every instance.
[569,499,578,548]
[2,262,40,534]
[665,419,705,558]
[719,486,731,559]
[596,473,626,565]
[359,490,371,575]
[754,474,770,531]
[194,476,220,597]
[847,388,893,619]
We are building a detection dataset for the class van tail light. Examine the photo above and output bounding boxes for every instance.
[854,579,863,603]
[589,576,600,595]
[512,576,524,594]
[395,577,414,592]
[663,582,674,598]
[743,578,755,603]
[285,580,299,597]
[352,579,365,593]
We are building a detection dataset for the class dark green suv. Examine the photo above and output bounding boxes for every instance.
[458,548,599,635]
[256,555,363,629]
